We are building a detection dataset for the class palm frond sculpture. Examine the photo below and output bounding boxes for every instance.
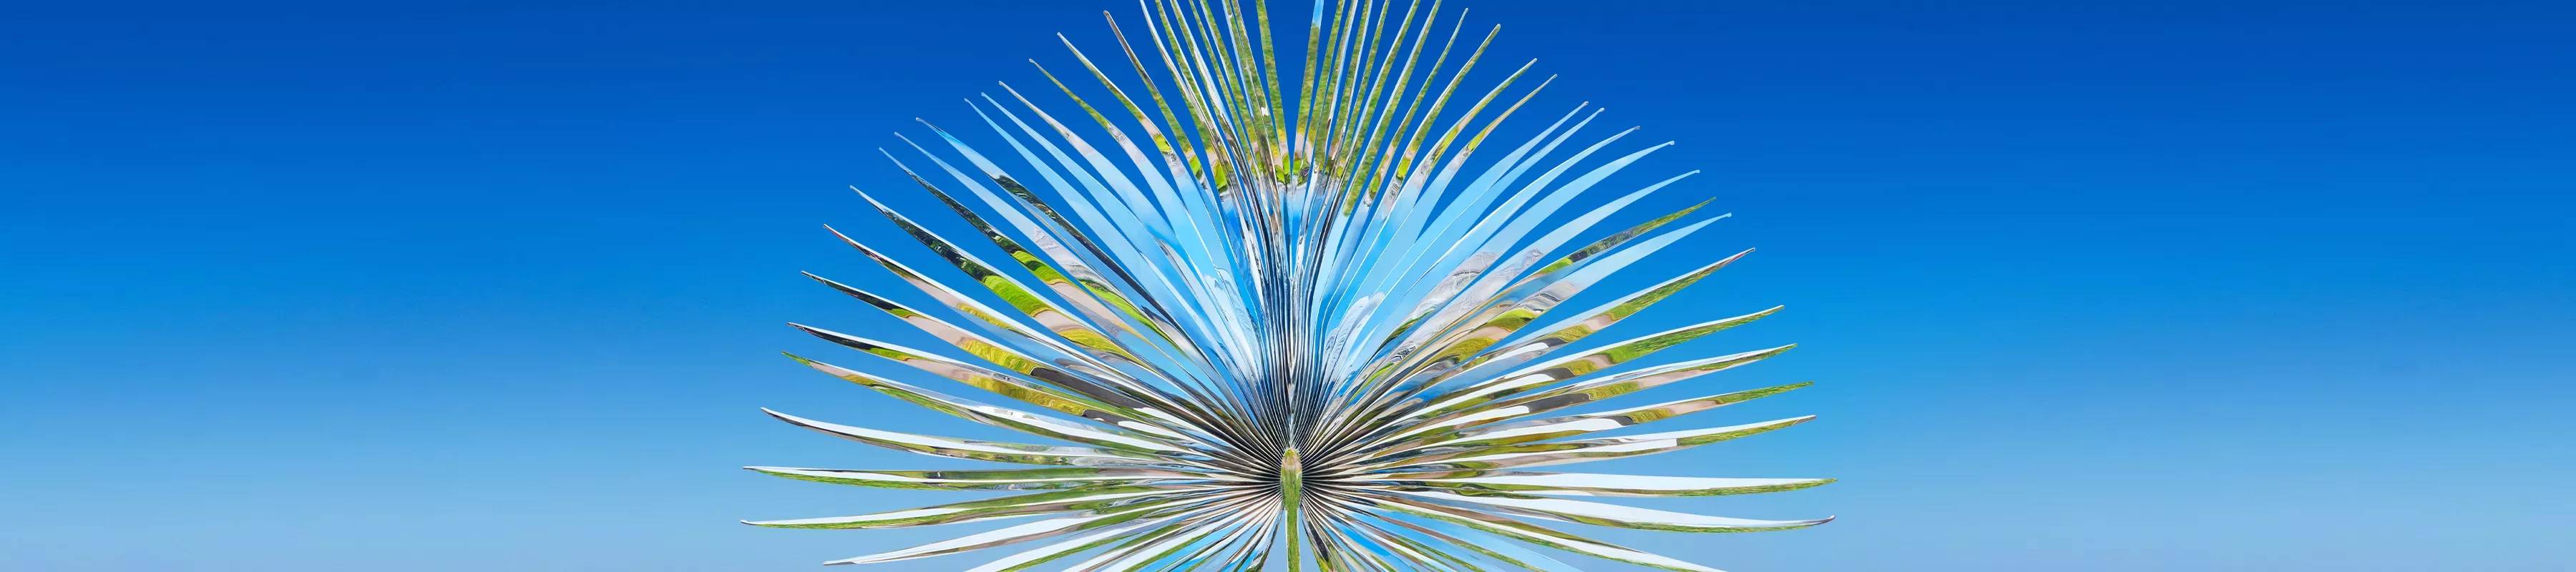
[745,1,1832,569]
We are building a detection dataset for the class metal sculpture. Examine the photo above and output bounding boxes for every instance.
[746,1,1832,569]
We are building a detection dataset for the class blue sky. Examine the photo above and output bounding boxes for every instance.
[2,1,2569,570]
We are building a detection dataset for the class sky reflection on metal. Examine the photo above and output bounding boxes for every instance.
[745,1,1830,569]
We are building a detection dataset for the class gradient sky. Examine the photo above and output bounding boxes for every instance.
[4,1,2570,571]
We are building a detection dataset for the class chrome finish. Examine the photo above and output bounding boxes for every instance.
[744,1,1833,568]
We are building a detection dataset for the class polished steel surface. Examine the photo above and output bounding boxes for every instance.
[745,1,1832,568]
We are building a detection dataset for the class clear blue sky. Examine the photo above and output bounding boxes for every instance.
[3,1,2568,570]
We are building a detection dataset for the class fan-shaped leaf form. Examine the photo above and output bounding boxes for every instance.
[745,1,1833,569]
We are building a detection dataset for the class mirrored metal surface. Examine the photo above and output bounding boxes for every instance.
[743,1,1834,568]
